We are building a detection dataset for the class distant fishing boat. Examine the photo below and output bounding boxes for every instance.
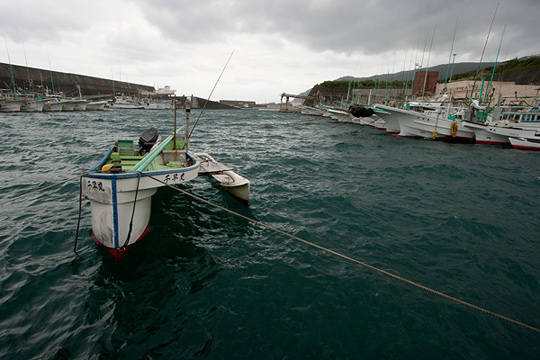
[110,95,144,109]
[464,100,540,145]
[21,98,50,112]
[298,105,326,117]
[82,127,200,261]
[326,108,352,123]
[0,98,24,112]
[508,137,540,151]
[374,102,474,141]
[86,100,109,111]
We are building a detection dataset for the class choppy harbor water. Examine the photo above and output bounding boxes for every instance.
[0,109,539,359]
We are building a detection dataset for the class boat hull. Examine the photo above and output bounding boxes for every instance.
[375,104,473,141]
[509,137,540,151]
[327,109,352,123]
[374,108,399,133]
[463,122,510,145]
[82,148,200,260]
[86,101,108,111]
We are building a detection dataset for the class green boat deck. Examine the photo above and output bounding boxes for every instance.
[102,138,188,172]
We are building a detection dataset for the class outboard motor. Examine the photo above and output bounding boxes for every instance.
[139,127,159,154]
[348,104,374,118]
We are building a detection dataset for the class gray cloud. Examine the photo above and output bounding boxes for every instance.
[134,0,539,60]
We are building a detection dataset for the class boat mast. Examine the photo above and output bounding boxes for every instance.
[486,24,506,105]
[4,37,16,95]
[421,25,436,99]
[445,17,458,86]
[472,2,499,102]
[47,52,55,94]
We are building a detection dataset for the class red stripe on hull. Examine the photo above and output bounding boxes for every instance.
[93,223,151,261]
[512,145,540,151]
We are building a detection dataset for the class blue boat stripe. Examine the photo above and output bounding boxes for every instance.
[112,178,119,249]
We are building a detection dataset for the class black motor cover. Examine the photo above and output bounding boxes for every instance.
[139,127,159,151]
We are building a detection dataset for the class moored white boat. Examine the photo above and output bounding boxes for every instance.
[463,122,510,145]
[464,100,540,145]
[110,95,144,109]
[82,128,200,261]
[298,105,326,117]
[374,103,474,141]
[21,98,50,112]
[0,98,24,112]
[485,126,538,141]
[72,100,88,111]
[326,108,352,123]
[86,100,109,111]
[508,137,540,151]
[43,99,71,112]
[374,104,423,137]
[373,107,399,133]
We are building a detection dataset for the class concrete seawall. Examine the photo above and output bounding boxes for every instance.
[0,62,237,109]
[0,62,154,96]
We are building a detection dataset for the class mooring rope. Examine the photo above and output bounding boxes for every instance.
[143,173,540,335]
[122,171,142,249]
[74,174,85,253]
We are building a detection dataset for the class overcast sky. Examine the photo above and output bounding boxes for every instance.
[1,0,538,103]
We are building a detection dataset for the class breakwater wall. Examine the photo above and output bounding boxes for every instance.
[0,62,236,109]
[0,62,154,97]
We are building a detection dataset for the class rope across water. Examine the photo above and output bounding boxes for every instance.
[144,173,540,335]
[3,172,539,334]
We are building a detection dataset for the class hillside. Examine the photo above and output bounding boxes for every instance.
[299,56,540,105]
[337,62,496,83]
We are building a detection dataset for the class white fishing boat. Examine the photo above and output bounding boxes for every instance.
[72,100,88,111]
[374,104,424,137]
[0,98,24,112]
[82,127,200,261]
[43,98,71,112]
[508,137,540,151]
[298,105,326,117]
[326,108,352,123]
[110,95,144,109]
[374,103,474,141]
[463,122,511,145]
[141,100,173,110]
[21,98,50,112]
[485,126,539,142]
[194,153,250,203]
[360,115,386,129]
[86,100,109,111]
[464,100,540,145]
[373,107,399,133]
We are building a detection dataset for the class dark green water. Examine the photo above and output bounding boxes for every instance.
[0,109,539,359]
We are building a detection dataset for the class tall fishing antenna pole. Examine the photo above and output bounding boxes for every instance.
[472,2,499,99]
[445,17,458,86]
[188,50,234,139]
[4,37,16,94]
[486,24,506,105]
[47,51,55,94]
[421,25,437,98]
[23,42,32,91]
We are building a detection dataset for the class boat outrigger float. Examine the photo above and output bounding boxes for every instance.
[81,100,249,261]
